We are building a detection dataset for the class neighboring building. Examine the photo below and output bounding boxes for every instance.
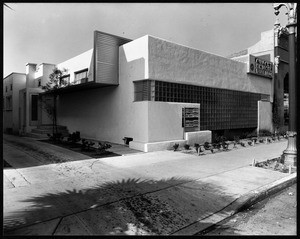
[228,27,290,130]
[18,63,56,135]
[4,29,285,152]
[3,73,26,134]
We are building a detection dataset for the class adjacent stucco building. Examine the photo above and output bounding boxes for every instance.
[3,73,26,134]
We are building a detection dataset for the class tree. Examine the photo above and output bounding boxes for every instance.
[40,67,69,137]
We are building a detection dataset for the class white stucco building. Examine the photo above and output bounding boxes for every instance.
[4,29,285,152]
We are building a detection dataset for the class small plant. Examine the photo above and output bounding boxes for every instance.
[68,131,81,144]
[184,144,190,150]
[234,136,240,144]
[267,138,272,143]
[47,133,63,143]
[198,145,204,155]
[81,138,95,151]
[240,142,246,147]
[222,141,229,151]
[173,143,179,151]
[213,143,222,151]
[194,143,200,153]
[96,142,112,155]
[203,142,211,150]
[258,130,272,137]
[246,132,257,138]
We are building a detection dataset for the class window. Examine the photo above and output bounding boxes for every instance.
[5,86,7,92]
[10,84,13,91]
[38,79,41,87]
[6,96,12,110]
[74,69,88,84]
[60,74,70,86]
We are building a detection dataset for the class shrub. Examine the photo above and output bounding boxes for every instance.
[96,142,112,155]
[258,130,272,137]
[184,144,190,150]
[194,143,200,153]
[81,138,95,151]
[222,141,229,150]
[203,142,211,150]
[68,131,81,144]
[234,136,240,144]
[47,133,63,143]
[173,143,179,151]
[246,132,257,138]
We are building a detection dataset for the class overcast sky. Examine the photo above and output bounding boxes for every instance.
[3,2,289,77]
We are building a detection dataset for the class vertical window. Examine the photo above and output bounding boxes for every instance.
[6,96,12,110]
[31,95,38,121]
[5,86,7,92]
[10,84,13,91]
[74,69,88,84]
[38,79,41,87]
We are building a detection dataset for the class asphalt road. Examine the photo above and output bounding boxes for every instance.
[200,183,297,235]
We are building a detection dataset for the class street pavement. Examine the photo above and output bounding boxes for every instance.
[3,134,297,235]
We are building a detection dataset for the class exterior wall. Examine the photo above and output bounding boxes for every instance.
[148,101,200,142]
[39,94,54,126]
[35,63,56,87]
[3,74,13,131]
[26,63,37,88]
[3,73,26,133]
[258,100,273,133]
[57,49,94,84]
[147,35,272,97]
[56,36,149,144]
[20,88,44,133]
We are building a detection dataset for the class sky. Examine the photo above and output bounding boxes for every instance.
[3,2,289,77]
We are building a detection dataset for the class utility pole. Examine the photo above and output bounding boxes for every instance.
[273,3,297,166]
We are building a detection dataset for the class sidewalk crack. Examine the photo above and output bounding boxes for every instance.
[52,217,64,235]
[15,169,32,185]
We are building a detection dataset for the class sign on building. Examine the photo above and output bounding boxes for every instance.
[182,107,200,132]
[248,55,273,79]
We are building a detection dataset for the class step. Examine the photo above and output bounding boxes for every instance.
[37,125,68,130]
[31,125,70,138]
[25,132,49,139]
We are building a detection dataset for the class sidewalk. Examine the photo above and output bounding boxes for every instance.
[3,135,296,235]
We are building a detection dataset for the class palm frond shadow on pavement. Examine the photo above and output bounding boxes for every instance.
[4,176,241,235]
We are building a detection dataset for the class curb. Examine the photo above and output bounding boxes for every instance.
[172,172,297,235]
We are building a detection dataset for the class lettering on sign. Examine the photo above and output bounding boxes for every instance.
[248,55,273,78]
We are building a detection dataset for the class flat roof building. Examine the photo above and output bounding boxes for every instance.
[4,29,288,152]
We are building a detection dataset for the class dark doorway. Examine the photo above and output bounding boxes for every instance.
[31,95,38,121]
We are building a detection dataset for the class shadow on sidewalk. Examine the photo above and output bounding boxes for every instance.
[4,176,241,235]
[3,134,116,169]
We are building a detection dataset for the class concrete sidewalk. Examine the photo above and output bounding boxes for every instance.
[3,135,297,235]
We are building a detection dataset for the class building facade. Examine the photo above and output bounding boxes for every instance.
[228,28,290,131]
[4,29,286,152]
